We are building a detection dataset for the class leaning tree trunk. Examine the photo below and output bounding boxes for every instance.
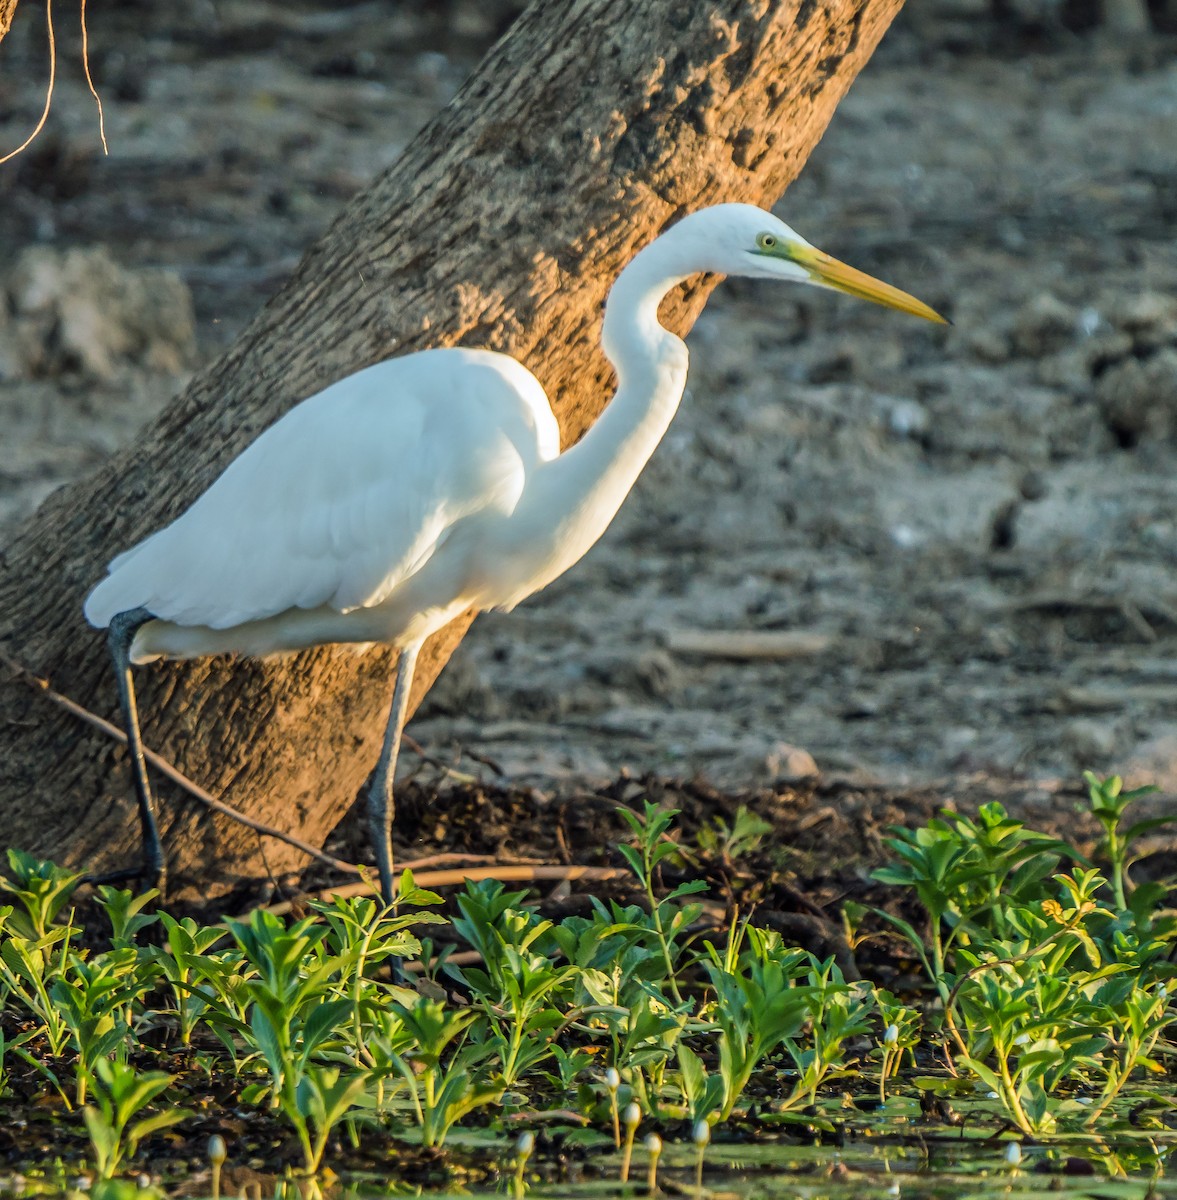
[0,0,903,898]
[0,0,18,46]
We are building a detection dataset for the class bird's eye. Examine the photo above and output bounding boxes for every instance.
[756,233,777,250]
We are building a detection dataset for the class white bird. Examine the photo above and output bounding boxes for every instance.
[85,203,945,902]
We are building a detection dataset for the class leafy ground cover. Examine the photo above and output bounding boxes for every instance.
[0,775,1173,1198]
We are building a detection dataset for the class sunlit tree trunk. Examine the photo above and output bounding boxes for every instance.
[0,0,904,897]
[0,0,19,45]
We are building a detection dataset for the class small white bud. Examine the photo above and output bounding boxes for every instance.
[1012,1033,1030,1046]
[208,1135,227,1166]
[645,1132,663,1155]
[692,1119,711,1148]
[604,1066,620,1092]
[1004,1142,1022,1166]
[516,1131,535,1156]
[623,1101,641,1130]
[987,1091,999,1099]
[883,1024,899,1046]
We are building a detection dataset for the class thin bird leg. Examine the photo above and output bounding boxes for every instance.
[368,642,420,907]
[106,607,167,894]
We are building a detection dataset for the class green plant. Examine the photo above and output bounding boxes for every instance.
[1082,971,1174,1124]
[617,802,707,1003]
[93,887,159,949]
[696,805,772,863]
[1083,772,1174,912]
[0,856,87,1098]
[83,1058,188,1179]
[0,906,76,1061]
[873,988,921,1104]
[53,948,154,1104]
[953,959,1103,1135]
[869,791,1176,1135]
[290,1063,371,1174]
[313,885,443,1063]
[873,802,1070,1002]
[450,881,577,1085]
[314,881,440,992]
[384,995,504,1148]
[601,988,685,1107]
[541,1043,596,1097]
[944,868,1173,1134]
[227,907,365,1172]
[701,943,810,1119]
[0,850,82,940]
[781,957,873,1107]
[674,1042,725,1125]
[0,780,1169,1185]
[153,913,230,1046]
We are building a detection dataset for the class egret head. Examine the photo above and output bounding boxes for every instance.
[676,203,947,324]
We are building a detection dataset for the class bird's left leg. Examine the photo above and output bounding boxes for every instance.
[102,607,168,894]
[368,642,421,907]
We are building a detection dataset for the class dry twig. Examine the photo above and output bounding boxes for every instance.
[267,863,622,915]
[1,651,361,877]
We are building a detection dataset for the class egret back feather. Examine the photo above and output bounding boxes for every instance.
[84,349,558,633]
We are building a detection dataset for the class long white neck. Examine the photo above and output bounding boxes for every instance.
[498,232,695,598]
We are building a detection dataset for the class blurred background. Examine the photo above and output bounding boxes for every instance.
[2,0,1176,798]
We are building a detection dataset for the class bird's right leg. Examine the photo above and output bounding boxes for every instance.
[103,607,167,895]
[367,642,420,908]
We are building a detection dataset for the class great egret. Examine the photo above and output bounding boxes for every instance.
[85,203,945,902]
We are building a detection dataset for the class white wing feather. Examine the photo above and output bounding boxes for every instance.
[84,348,559,629]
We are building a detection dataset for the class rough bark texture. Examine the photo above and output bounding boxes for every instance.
[0,0,17,45]
[0,0,903,897]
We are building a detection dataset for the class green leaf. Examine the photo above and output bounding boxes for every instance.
[249,1005,287,1081]
[666,880,709,902]
[1122,813,1177,842]
[300,998,353,1059]
[960,1055,1002,1094]
[396,868,444,908]
[127,1108,190,1148]
[616,845,644,880]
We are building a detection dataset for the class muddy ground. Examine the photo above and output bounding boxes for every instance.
[2,1,1177,876]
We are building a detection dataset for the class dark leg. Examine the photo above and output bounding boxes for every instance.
[107,607,167,895]
[367,642,420,907]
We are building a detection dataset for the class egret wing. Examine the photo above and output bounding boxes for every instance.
[84,350,558,629]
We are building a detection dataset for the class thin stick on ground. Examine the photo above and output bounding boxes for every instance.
[266,862,623,915]
[1,652,361,877]
[401,732,505,783]
[6,651,601,903]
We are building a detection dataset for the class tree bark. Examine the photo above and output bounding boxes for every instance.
[0,0,18,46]
[0,0,903,898]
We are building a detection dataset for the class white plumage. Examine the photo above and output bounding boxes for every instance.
[86,350,559,658]
[85,203,944,901]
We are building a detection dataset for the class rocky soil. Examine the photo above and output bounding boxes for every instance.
[3,1,1177,827]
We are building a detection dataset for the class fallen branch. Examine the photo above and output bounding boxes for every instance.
[662,628,833,660]
[401,948,482,976]
[267,863,623,916]
[1,652,361,877]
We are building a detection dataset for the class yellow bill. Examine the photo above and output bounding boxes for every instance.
[791,244,948,324]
